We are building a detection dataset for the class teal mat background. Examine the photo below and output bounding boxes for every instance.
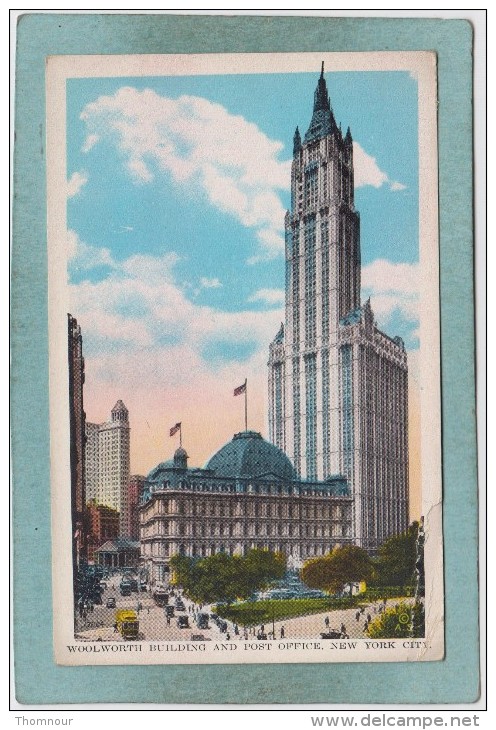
[12,14,478,705]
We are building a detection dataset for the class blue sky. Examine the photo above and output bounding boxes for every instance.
[66,68,419,470]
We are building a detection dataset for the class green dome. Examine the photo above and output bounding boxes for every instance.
[205,431,296,482]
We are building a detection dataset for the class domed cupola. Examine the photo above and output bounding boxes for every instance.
[205,431,296,482]
[173,446,188,470]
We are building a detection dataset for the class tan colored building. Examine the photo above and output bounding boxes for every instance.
[140,431,353,586]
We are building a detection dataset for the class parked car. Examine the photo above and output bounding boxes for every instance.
[196,613,209,629]
[191,634,211,641]
[320,631,342,639]
[106,596,116,608]
[165,605,175,617]
[177,615,189,629]
[175,599,186,611]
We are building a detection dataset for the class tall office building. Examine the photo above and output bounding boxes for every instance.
[85,401,131,536]
[68,314,88,568]
[268,66,409,551]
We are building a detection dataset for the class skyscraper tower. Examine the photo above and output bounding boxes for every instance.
[68,314,88,569]
[268,66,409,551]
[86,400,131,536]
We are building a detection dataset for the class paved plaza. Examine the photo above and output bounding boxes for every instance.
[75,574,411,643]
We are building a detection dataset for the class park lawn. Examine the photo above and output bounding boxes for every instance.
[215,596,360,626]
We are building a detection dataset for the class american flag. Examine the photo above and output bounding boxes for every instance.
[169,422,181,437]
[234,381,246,396]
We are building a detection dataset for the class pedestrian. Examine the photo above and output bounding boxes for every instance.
[261,624,265,633]
[325,616,330,628]
[280,626,285,639]
[364,620,368,632]
[367,613,371,623]
[341,623,346,635]
[226,632,230,641]
[234,624,239,635]
[355,610,360,622]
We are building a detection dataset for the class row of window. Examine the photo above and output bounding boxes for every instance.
[145,500,347,520]
[143,521,351,540]
[144,537,351,560]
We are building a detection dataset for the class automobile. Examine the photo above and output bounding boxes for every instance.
[120,582,132,596]
[196,613,209,629]
[320,631,342,639]
[165,605,175,617]
[99,581,107,590]
[106,596,116,608]
[129,579,139,592]
[175,599,186,611]
[177,615,189,629]
[191,634,212,641]
[218,620,228,633]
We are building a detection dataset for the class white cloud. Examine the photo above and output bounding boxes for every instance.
[82,133,99,153]
[67,171,88,198]
[353,142,406,192]
[80,88,291,262]
[200,277,222,289]
[67,229,114,270]
[69,235,282,367]
[249,288,285,306]
[361,259,419,335]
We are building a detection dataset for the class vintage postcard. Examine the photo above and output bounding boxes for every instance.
[47,51,443,666]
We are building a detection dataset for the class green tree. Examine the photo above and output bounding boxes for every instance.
[366,602,425,638]
[243,548,286,595]
[300,545,373,595]
[374,522,419,588]
[171,549,287,605]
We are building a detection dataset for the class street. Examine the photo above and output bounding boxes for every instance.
[75,572,411,642]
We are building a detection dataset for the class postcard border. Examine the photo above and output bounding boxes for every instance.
[12,13,477,704]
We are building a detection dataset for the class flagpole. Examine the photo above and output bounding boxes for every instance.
[244,378,248,432]
[179,423,182,448]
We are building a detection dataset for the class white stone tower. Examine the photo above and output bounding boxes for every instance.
[85,400,131,537]
[268,66,409,551]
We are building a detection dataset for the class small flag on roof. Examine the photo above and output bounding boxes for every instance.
[169,422,181,437]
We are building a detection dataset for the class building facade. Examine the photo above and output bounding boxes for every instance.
[127,474,145,541]
[86,500,120,563]
[268,67,409,552]
[85,401,131,536]
[140,432,353,585]
[68,313,88,568]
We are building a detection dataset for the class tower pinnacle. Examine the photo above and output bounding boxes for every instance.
[304,64,336,143]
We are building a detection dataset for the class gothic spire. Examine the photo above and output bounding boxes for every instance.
[304,63,337,143]
[313,62,331,113]
[293,126,302,155]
